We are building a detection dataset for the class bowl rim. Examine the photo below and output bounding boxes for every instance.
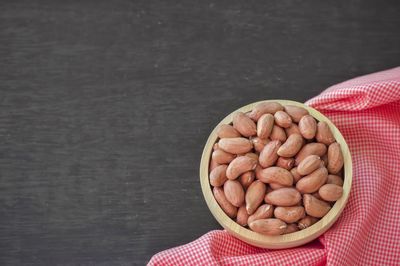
[199,99,352,249]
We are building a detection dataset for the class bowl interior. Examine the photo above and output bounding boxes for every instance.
[200,100,352,249]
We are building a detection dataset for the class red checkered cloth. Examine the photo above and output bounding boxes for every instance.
[148,67,400,266]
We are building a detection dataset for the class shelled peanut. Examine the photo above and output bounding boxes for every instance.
[209,102,344,235]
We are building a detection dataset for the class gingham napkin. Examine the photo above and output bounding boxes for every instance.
[148,67,400,266]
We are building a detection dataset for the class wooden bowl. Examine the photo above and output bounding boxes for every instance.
[199,100,352,249]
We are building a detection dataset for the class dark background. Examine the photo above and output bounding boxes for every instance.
[0,0,399,265]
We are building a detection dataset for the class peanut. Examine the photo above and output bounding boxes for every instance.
[212,149,236,164]
[248,102,284,121]
[274,111,292,128]
[276,157,295,170]
[213,187,237,218]
[298,216,318,229]
[327,142,344,174]
[296,167,328,194]
[233,112,257,137]
[270,125,287,142]
[277,133,303,157]
[239,171,255,189]
[236,205,250,226]
[274,206,305,223]
[303,194,331,218]
[216,124,241,139]
[327,174,344,186]
[316,121,335,145]
[318,184,343,202]
[299,115,317,140]
[257,113,274,139]
[297,155,322,175]
[284,105,309,123]
[295,143,327,165]
[251,137,269,153]
[209,165,228,187]
[249,218,287,236]
[226,156,257,180]
[264,188,301,206]
[248,204,274,224]
[245,180,266,215]
[285,223,299,234]
[258,167,294,187]
[259,140,281,168]
[224,180,245,207]
[219,138,253,154]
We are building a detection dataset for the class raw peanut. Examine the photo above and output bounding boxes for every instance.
[303,194,331,218]
[285,223,299,234]
[209,165,228,187]
[299,115,317,139]
[233,112,257,137]
[251,137,269,153]
[245,152,259,161]
[290,167,302,183]
[216,124,241,138]
[249,218,287,235]
[224,180,245,207]
[276,157,295,170]
[264,188,301,206]
[285,123,301,136]
[296,167,328,194]
[213,187,238,218]
[269,182,287,190]
[219,138,253,154]
[295,143,327,165]
[274,206,305,223]
[258,167,294,186]
[212,149,236,164]
[248,102,284,121]
[259,140,281,168]
[270,125,287,142]
[327,143,344,174]
[284,105,309,123]
[257,114,274,139]
[226,156,257,180]
[316,121,335,145]
[298,216,318,229]
[277,133,303,157]
[239,171,255,189]
[297,155,322,175]
[245,180,266,215]
[274,111,292,128]
[319,184,343,201]
[327,174,344,186]
[247,204,274,224]
[236,205,250,226]
[213,143,220,150]
[209,159,220,171]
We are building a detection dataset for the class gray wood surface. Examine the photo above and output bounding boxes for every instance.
[0,0,399,265]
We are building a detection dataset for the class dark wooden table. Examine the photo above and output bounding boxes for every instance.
[1,0,399,265]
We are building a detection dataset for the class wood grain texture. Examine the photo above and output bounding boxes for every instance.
[0,0,399,265]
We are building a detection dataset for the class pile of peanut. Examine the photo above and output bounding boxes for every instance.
[209,102,344,235]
